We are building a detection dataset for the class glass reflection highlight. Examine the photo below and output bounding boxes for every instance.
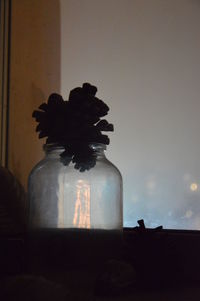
[73,180,91,229]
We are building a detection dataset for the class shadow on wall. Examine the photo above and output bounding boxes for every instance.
[8,0,61,190]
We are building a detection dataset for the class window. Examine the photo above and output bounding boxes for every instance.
[60,0,200,230]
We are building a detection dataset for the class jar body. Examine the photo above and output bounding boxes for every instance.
[28,144,123,231]
[28,144,123,268]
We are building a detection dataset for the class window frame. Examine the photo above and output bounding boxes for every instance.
[0,0,11,167]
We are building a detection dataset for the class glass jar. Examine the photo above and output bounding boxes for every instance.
[28,143,123,268]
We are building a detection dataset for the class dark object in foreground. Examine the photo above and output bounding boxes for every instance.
[123,220,182,290]
[95,259,137,296]
[95,220,183,296]
[0,220,196,298]
[32,83,114,171]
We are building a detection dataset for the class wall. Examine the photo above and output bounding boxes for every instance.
[60,0,200,229]
[9,0,60,189]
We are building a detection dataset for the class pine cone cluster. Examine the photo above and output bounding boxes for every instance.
[32,83,114,171]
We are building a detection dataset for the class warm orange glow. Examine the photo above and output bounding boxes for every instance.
[73,180,91,228]
[190,183,198,191]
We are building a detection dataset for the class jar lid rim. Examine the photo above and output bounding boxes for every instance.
[43,142,107,151]
[43,143,64,151]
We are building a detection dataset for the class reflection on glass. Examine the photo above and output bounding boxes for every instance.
[73,180,91,229]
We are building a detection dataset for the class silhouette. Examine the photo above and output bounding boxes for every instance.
[32,83,114,171]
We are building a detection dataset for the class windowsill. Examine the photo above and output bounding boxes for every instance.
[1,228,200,300]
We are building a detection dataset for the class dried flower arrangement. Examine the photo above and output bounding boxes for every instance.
[32,83,113,171]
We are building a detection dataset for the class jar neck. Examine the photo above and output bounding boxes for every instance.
[89,143,106,157]
[43,143,106,158]
[43,144,64,157]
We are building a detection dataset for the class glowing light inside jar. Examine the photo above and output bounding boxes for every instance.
[73,180,91,229]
